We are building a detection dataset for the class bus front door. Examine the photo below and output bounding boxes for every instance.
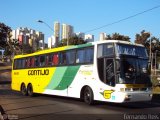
[104,58,115,86]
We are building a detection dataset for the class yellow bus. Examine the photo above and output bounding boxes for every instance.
[12,40,152,104]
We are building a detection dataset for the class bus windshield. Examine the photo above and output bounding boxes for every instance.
[116,43,148,58]
[118,57,151,85]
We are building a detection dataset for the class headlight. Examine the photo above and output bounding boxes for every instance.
[125,88,133,91]
[120,88,125,92]
[146,87,152,91]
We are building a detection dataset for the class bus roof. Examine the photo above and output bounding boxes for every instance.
[14,42,93,59]
[14,40,144,59]
[93,40,144,47]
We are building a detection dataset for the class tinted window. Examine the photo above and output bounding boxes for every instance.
[98,43,114,58]
[105,59,115,86]
[116,44,148,58]
[14,59,18,69]
[76,49,85,64]
[17,59,22,69]
[27,58,31,68]
[40,55,46,67]
[22,59,26,68]
[59,52,66,65]
[85,48,94,63]
[76,47,94,64]
[66,50,75,64]
[35,56,39,67]
[53,53,59,65]
[46,55,49,66]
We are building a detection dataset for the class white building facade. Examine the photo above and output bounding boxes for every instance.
[48,36,56,48]
[85,34,94,42]
[54,21,60,46]
[61,24,74,40]
[99,32,107,41]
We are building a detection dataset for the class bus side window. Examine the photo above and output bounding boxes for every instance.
[40,55,46,67]
[27,58,31,68]
[45,55,49,66]
[17,59,22,69]
[53,53,59,65]
[85,48,94,63]
[76,49,85,64]
[22,59,25,69]
[48,54,53,66]
[66,50,75,65]
[59,52,66,65]
[25,59,28,68]
[31,57,35,67]
[103,44,114,57]
[35,56,39,67]
[13,60,17,69]
[97,44,114,58]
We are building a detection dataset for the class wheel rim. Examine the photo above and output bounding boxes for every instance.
[28,85,33,96]
[21,85,26,95]
[84,89,91,103]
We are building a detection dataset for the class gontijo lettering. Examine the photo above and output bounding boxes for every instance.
[28,69,49,75]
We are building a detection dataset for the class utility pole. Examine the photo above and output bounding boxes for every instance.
[149,34,152,76]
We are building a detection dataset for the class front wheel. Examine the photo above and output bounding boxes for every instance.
[84,87,94,105]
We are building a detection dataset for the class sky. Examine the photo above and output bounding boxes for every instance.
[1,0,160,43]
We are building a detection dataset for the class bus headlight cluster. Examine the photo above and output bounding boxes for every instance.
[120,88,133,92]
[125,88,133,92]
[120,88,125,92]
[120,87,152,92]
[146,87,152,91]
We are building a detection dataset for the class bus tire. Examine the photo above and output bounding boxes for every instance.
[21,83,28,96]
[27,84,34,97]
[84,87,94,105]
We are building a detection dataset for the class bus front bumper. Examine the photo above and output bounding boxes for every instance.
[114,92,153,103]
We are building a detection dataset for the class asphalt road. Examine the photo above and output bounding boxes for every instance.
[0,84,160,120]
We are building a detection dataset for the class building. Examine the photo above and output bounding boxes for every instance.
[76,32,85,39]
[39,40,44,50]
[54,21,60,46]
[36,31,44,49]
[99,33,107,41]
[85,34,94,42]
[12,27,45,52]
[61,24,74,40]
[48,36,56,48]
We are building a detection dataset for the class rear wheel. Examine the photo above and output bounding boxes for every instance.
[21,83,27,96]
[84,87,94,105]
[27,84,34,97]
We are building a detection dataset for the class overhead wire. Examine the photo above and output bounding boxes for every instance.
[84,5,160,33]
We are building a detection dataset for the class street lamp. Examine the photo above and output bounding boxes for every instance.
[37,20,54,32]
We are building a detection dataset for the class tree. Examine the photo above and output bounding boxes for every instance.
[105,32,130,42]
[145,37,160,52]
[135,30,150,45]
[135,30,160,54]
[0,23,23,60]
[0,22,12,48]
[58,35,86,47]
